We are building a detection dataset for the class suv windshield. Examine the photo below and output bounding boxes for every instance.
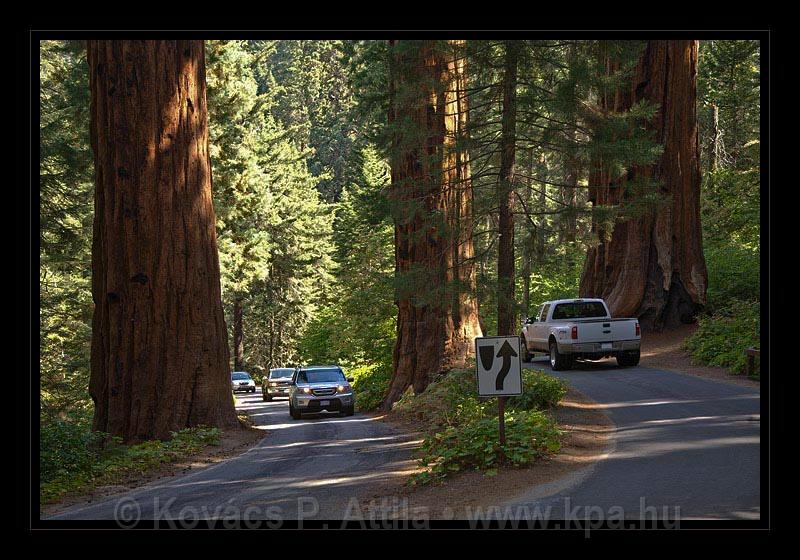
[551,302,608,320]
[231,372,251,381]
[269,368,294,379]
[296,369,344,384]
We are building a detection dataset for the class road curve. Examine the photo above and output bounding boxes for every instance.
[46,360,761,523]
[501,358,761,520]
[45,391,418,523]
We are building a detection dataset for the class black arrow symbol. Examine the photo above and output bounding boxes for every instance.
[495,340,517,391]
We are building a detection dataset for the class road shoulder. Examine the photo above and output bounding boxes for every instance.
[640,324,760,390]
[40,406,264,519]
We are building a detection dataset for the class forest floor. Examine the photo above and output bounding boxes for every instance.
[40,400,264,518]
[640,324,760,389]
[364,385,613,520]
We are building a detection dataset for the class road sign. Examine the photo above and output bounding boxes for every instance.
[475,336,523,397]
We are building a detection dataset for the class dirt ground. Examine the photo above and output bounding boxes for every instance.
[361,386,614,521]
[41,420,264,518]
[639,323,760,390]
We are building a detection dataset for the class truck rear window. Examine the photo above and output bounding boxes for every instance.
[551,302,608,320]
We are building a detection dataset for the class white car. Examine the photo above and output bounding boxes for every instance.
[520,298,641,370]
[231,371,256,393]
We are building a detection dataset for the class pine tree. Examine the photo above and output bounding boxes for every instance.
[40,40,94,421]
[207,40,334,373]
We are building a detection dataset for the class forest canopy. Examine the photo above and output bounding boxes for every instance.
[39,38,761,431]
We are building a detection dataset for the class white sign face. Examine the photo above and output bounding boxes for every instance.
[475,336,523,396]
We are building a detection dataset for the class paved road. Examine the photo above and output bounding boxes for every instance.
[47,360,760,523]
[46,390,418,523]
[500,358,761,521]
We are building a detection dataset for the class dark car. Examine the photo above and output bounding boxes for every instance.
[262,367,296,401]
[289,366,355,419]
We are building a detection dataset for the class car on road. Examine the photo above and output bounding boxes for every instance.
[520,298,641,370]
[289,365,355,419]
[231,371,256,393]
[262,367,296,401]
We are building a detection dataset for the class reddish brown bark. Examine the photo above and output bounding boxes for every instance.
[384,40,482,410]
[441,40,482,365]
[87,40,238,442]
[233,298,244,371]
[580,41,708,330]
[497,40,519,336]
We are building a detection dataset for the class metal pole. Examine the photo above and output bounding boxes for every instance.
[498,396,507,456]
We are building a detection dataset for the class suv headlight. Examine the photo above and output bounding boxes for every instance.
[337,385,351,394]
[299,387,312,394]
[270,382,278,387]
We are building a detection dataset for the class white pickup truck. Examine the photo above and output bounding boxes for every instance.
[520,298,641,370]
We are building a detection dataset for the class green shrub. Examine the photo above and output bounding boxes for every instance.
[392,367,567,484]
[411,410,562,485]
[348,362,392,412]
[684,300,760,376]
[40,425,223,504]
[507,369,568,411]
[392,368,491,430]
[39,419,108,481]
[704,242,760,311]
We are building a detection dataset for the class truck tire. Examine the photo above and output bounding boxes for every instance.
[549,341,573,371]
[289,403,302,420]
[617,349,641,367]
[520,335,531,363]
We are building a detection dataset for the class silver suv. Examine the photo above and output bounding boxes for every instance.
[262,367,295,401]
[289,366,355,419]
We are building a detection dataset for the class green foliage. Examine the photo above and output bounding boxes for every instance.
[40,424,222,504]
[348,363,393,412]
[392,368,566,484]
[687,41,760,377]
[297,144,395,371]
[507,369,568,411]
[411,410,561,485]
[704,240,760,311]
[266,40,360,202]
[207,40,335,371]
[684,300,760,377]
[698,40,760,170]
[39,419,108,481]
[40,40,94,423]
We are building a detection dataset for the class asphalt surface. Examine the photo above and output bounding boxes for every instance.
[46,389,419,523]
[47,359,761,523]
[499,357,761,521]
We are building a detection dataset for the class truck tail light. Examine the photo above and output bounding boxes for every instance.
[571,326,578,340]
[635,322,641,336]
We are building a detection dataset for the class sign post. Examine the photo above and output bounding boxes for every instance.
[475,336,523,460]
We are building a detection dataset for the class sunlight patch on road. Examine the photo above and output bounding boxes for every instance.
[571,393,759,410]
[607,435,759,460]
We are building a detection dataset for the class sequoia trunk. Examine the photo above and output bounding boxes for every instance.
[496,41,519,336]
[384,40,482,410]
[580,40,708,330]
[87,40,238,442]
[233,298,244,371]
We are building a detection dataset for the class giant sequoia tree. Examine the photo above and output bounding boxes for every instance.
[580,40,708,329]
[87,40,239,442]
[496,41,520,336]
[384,40,482,409]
